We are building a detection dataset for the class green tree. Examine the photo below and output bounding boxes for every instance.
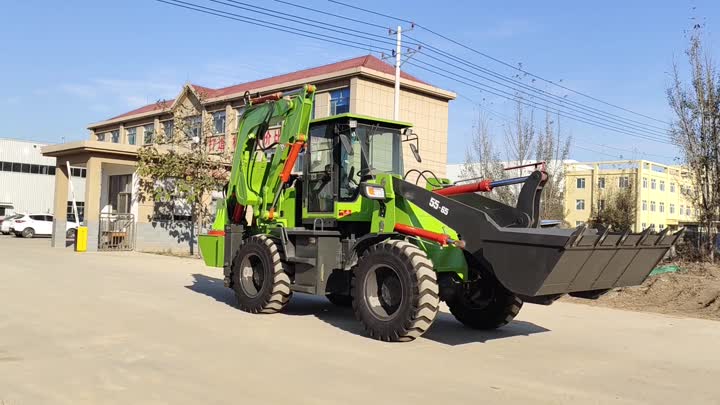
[136,86,229,255]
[591,185,636,231]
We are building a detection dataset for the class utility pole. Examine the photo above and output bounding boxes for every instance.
[384,24,418,121]
[393,25,402,121]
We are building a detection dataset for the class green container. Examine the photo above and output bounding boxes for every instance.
[199,234,224,267]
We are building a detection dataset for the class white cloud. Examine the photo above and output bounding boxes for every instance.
[479,18,534,39]
[4,96,21,105]
[58,77,180,109]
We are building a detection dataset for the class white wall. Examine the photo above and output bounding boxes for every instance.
[0,138,86,215]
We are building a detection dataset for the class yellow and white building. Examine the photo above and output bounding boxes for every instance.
[564,160,699,232]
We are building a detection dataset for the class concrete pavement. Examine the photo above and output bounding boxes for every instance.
[0,236,718,405]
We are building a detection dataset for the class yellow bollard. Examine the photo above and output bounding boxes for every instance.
[75,226,88,252]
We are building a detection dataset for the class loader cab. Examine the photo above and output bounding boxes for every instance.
[303,114,415,217]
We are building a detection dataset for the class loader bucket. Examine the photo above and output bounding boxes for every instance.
[473,225,682,297]
[391,177,683,298]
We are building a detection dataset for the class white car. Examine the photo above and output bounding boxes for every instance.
[9,214,78,238]
[0,214,23,235]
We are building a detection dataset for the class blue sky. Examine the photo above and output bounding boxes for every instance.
[1,0,718,165]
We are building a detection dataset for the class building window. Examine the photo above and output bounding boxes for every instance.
[126,127,137,145]
[575,221,584,226]
[143,124,155,144]
[642,200,647,211]
[186,116,202,141]
[670,203,675,214]
[670,182,675,192]
[619,176,630,188]
[659,224,665,230]
[659,202,665,213]
[650,201,656,212]
[212,111,226,135]
[659,180,665,191]
[695,208,699,216]
[330,88,350,115]
[576,199,585,210]
[111,130,120,143]
[163,121,174,140]
[598,177,605,189]
[643,177,648,188]
[686,207,691,216]
[96,132,106,142]
[642,223,647,229]
[680,205,684,215]
[576,178,586,189]
[651,179,656,189]
[650,223,656,230]
[598,199,606,211]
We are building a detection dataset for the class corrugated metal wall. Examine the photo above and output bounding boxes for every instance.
[0,138,86,214]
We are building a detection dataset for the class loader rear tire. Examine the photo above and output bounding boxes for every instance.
[326,293,353,307]
[352,240,440,342]
[447,274,523,330]
[231,235,292,314]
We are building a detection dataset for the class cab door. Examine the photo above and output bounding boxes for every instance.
[304,123,335,215]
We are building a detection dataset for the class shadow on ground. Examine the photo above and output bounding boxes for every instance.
[186,273,550,346]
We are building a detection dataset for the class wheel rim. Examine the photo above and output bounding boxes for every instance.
[364,264,403,320]
[239,253,265,298]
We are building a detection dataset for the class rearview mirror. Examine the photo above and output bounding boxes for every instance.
[410,143,422,163]
[339,134,354,155]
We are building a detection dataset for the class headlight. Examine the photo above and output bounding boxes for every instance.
[363,185,386,200]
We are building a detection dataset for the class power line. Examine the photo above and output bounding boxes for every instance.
[573,144,625,159]
[407,60,672,144]
[273,0,390,30]
[415,52,670,139]
[157,0,672,144]
[301,0,672,135]
[459,93,677,161]
[406,37,671,135]
[206,0,400,49]
[154,0,387,54]
[327,0,670,125]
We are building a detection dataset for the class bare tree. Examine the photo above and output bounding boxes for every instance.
[536,112,572,221]
[667,26,720,261]
[504,99,535,164]
[462,101,570,222]
[460,112,514,204]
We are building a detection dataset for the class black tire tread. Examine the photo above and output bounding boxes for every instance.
[352,240,439,342]
[232,234,292,314]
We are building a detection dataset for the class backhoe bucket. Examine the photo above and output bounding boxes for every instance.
[474,225,682,297]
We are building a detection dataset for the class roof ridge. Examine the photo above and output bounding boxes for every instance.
[99,54,436,124]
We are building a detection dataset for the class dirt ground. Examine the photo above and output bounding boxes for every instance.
[563,261,720,320]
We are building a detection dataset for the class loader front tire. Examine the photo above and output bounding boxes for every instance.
[232,235,292,314]
[352,240,440,342]
[447,273,523,330]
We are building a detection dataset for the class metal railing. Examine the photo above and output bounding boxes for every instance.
[99,213,135,251]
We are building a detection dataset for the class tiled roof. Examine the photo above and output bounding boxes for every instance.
[106,55,427,121]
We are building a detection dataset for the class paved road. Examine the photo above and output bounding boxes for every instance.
[1,236,719,405]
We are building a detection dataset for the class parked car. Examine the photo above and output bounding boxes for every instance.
[0,213,23,235]
[9,214,78,238]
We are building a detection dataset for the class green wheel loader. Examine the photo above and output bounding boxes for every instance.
[199,85,681,342]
